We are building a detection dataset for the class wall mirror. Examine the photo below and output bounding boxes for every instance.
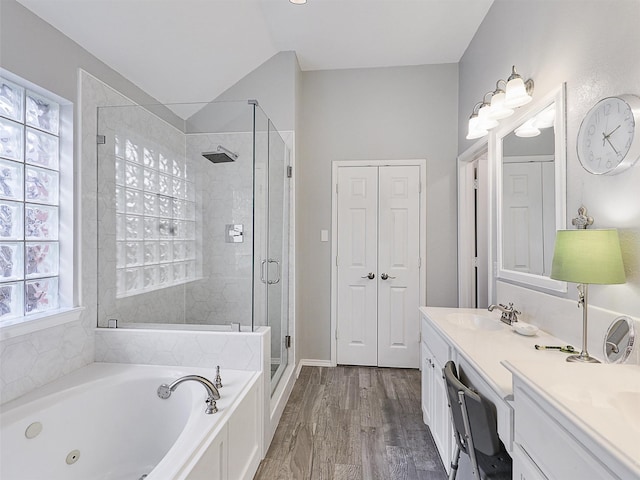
[493,84,567,292]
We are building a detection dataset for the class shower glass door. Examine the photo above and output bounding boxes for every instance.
[267,120,289,391]
[252,106,290,392]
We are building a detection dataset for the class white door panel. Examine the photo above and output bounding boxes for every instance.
[336,167,378,366]
[378,165,420,368]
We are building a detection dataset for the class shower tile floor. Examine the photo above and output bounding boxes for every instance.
[254,366,447,480]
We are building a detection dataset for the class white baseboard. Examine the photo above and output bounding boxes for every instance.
[296,358,333,377]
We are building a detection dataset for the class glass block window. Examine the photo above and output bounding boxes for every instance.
[0,77,60,320]
[114,134,196,297]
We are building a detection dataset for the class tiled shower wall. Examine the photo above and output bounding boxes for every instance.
[184,133,254,327]
[97,103,194,326]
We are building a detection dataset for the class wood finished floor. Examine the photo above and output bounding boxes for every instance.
[254,366,447,480]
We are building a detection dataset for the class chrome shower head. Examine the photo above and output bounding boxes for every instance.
[202,145,238,163]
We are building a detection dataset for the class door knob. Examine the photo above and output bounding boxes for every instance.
[380,273,396,280]
[361,272,375,279]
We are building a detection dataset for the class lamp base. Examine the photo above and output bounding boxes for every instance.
[566,353,600,363]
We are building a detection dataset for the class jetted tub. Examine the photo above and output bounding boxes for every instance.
[0,363,262,480]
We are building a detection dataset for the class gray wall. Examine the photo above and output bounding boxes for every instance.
[188,51,299,133]
[0,0,181,128]
[459,0,640,316]
[298,64,459,361]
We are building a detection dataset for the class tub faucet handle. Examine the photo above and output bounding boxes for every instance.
[215,366,223,389]
[206,397,218,414]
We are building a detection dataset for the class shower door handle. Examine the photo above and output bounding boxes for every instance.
[260,260,267,284]
[267,259,281,285]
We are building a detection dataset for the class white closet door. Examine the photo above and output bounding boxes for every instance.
[336,166,379,366]
[377,165,421,368]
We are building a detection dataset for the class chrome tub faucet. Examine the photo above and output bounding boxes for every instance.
[157,375,221,414]
[488,302,521,325]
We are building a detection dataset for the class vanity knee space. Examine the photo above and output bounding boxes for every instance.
[420,308,515,474]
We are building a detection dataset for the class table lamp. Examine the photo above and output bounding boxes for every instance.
[550,229,626,363]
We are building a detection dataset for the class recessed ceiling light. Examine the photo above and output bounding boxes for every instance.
[290,0,307,4]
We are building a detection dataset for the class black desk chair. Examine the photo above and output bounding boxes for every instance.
[443,361,512,480]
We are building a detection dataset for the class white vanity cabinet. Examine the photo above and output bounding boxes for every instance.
[420,315,453,471]
[507,363,640,480]
[512,444,546,480]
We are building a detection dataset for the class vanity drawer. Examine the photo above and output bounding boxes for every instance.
[514,384,617,480]
[512,443,547,480]
[421,315,450,365]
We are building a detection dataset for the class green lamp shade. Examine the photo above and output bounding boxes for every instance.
[551,229,626,284]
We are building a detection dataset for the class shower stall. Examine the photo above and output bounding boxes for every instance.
[96,100,291,391]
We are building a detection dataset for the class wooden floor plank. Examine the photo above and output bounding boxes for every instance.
[289,423,315,479]
[255,366,446,480]
[387,445,420,480]
[361,426,391,480]
[334,463,362,480]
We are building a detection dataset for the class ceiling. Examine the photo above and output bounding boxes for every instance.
[16,0,493,115]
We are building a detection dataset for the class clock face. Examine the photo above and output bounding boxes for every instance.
[577,95,640,175]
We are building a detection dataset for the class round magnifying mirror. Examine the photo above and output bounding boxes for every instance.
[603,316,635,364]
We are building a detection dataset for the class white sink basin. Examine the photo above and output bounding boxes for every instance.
[446,313,503,331]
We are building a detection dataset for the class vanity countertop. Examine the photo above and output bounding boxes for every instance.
[504,361,640,478]
[420,306,640,478]
[420,306,568,399]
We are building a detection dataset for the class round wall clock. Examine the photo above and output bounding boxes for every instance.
[576,94,640,175]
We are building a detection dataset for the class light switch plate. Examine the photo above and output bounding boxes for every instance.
[226,224,244,243]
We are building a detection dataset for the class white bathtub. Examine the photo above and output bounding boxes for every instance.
[0,363,262,480]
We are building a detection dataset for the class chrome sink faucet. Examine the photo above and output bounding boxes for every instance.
[488,302,521,325]
[157,375,221,414]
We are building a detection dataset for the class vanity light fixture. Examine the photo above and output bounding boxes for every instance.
[487,81,515,120]
[504,66,534,108]
[466,103,489,140]
[514,118,541,138]
[514,104,555,138]
[477,96,500,131]
[465,65,535,140]
[550,228,626,363]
